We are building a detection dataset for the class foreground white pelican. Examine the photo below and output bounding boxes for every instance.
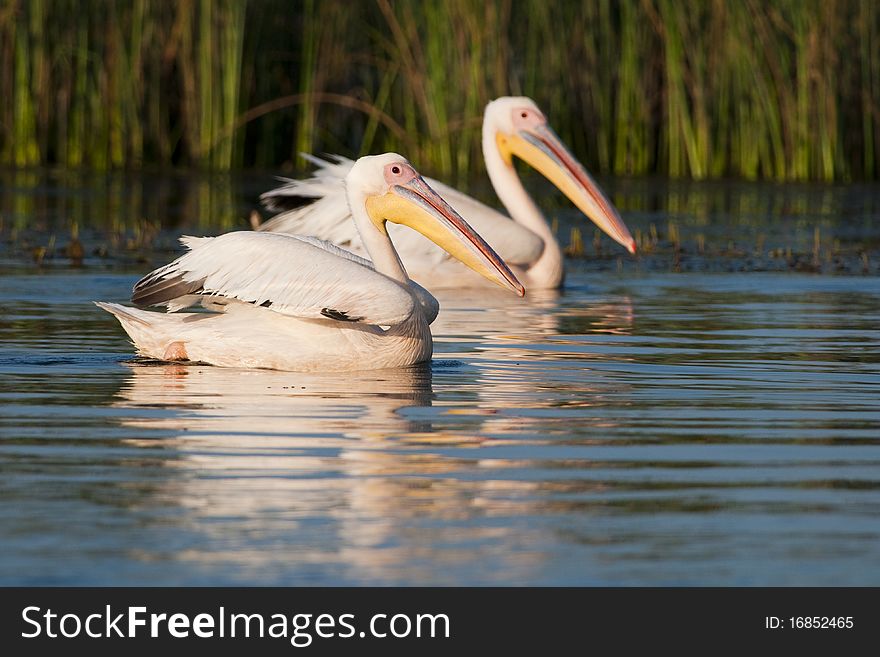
[96,153,524,372]
[258,97,636,289]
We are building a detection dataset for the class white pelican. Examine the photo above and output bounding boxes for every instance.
[258,96,636,289]
[96,153,524,372]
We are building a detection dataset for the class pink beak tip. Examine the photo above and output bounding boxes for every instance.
[627,238,637,255]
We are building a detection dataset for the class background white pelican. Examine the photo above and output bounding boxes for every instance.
[258,97,636,289]
[96,153,523,372]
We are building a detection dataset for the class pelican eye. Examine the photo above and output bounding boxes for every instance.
[391,165,401,175]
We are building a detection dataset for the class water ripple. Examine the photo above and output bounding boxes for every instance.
[1,270,879,585]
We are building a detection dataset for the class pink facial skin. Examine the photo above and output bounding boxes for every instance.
[511,107,547,131]
[383,162,419,186]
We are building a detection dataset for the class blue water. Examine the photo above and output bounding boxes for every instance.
[2,264,879,585]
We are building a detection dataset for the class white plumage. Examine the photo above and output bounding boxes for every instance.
[96,153,521,371]
[260,155,545,274]
[146,232,418,326]
[258,97,636,290]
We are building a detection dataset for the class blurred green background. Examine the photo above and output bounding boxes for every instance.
[1,0,878,184]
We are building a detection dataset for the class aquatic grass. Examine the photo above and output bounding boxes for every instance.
[0,0,878,181]
[859,0,879,178]
[566,226,584,256]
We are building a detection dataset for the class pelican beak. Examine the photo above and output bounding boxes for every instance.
[365,176,525,296]
[497,124,637,254]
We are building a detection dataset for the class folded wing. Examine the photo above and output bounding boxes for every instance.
[132,231,417,327]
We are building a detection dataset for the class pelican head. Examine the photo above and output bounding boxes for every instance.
[486,96,636,255]
[346,153,524,296]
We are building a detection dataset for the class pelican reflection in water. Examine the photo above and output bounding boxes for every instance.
[113,362,549,583]
[106,284,634,583]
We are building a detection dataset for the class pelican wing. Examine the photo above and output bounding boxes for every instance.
[258,155,544,267]
[132,232,417,326]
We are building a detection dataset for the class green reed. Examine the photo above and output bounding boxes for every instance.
[0,0,877,181]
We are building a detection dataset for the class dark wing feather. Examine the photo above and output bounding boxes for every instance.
[320,307,363,322]
[132,273,205,307]
[259,177,321,213]
[260,193,316,213]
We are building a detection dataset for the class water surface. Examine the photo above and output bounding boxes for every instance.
[1,173,879,585]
